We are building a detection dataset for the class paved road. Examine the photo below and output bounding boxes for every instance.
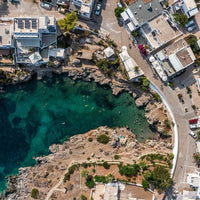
[98,0,197,193]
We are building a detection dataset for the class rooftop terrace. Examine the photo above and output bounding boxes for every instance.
[143,14,180,48]
[0,21,12,46]
[128,0,163,25]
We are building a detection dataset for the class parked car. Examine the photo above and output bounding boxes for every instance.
[58,7,66,13]
[95,4,101,16]
[185,20,195,28]
[188,24,197,32]
[189,130,197,139]
[40,2,52,10]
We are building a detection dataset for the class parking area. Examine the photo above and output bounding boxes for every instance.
[0,0,63,19]
[96,0,123,43]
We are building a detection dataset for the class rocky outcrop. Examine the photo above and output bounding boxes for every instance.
[5,127,172,200]
[135,93,151,107]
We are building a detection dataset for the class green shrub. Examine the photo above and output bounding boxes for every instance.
[152,92,162,102]
[85,175,95,188]
[31,188,39,199]
[173,13,188,26]
[142,179,149,190]
[152,166,173,191]
[81,195,87,200]
[114,155,120,160]
[168,153,174,160]
[81,170,89,177]
[164,118,171,129]
[114,7,125,17]
[97,134,110,144]
[88,137,93,142]
[103,162,110,169]
[94,175,107,183]
[63,172,70,182]
[119,164,140,177]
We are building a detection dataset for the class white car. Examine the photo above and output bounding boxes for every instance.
[95,4,101,16]
[40,2,52,10]
[189,130,197,139]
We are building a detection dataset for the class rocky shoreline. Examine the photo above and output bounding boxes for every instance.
[0,64,174,199]
[4,126,173,200]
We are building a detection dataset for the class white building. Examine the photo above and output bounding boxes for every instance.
[103,47,115,61]
[187,170,200,198]
[119,46,144,82]
[0,16,63,65]
[155,39,196,79]
[69,0,95,19]
[171,0,198,18]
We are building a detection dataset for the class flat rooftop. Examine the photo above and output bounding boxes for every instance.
[176,47,194,67]
[128,0,163,25]
[143,14,180,48]
[119,184,153,200]
[161,39,187,57]
[14,18,38,33]
[0,21,12,46]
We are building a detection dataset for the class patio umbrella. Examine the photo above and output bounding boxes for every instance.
[149,56,155,63]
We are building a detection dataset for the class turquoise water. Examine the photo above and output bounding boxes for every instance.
[0,74,154,191]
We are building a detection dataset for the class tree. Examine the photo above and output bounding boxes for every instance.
[119,164,140,177]
[152,166,173,191]
[114,7,125,18]
[81,195,87,200]
[97,134,110,144]
[187,34,199,53]
[85,175,95,188]
[173,13,188,26]
[103,162,110,169]
[197,129,200,140]
[143,170,152,180]
[58,11,77,33]
[31,188,39,199]
[142,179,149,190]
[141,76,150,90]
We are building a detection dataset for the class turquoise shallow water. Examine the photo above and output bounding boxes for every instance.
[0,74,154,191]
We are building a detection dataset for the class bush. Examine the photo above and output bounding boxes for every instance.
[141,77,150,90]
[152,166,173,191]
[114,7,125,18]
[142,179,149,190]
[164,118,171,129]
[168,153,174,160]
[187,34,199,54]
[143,170,152,180]
[114,155,120,160]
[63,172,70,182]
[94,175,107,183]
[97,134,110,144]
[81,195,87,200]
[152,92,162,102]
[81,170,89,177]
[103,162,110,169]
[173,13,188,26]
[85,175,95,188]
[31,188,39,199]
[119,164,140,177]
[88,137,93,142]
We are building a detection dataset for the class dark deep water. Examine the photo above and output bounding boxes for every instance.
[0,74,154,191]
